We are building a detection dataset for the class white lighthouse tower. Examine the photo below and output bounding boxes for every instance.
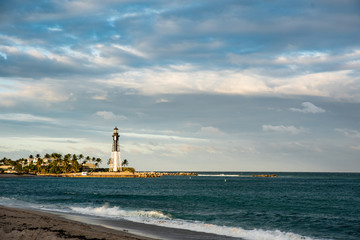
[109,127,122,172]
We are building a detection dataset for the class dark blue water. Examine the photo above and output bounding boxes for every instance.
[1,172,359,240]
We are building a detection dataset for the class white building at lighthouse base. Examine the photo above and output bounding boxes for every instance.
[109,151,121,172]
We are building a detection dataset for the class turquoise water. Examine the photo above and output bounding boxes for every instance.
[1,172,359,240]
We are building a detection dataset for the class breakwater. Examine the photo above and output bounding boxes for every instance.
[37,172,198,178]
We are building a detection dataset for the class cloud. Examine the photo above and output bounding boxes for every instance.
[0,79,69,107]
[1,0,359,102]
[262,125,306,134]
[266,141,323,153]
[350,145,360,151]
[101,67,271,95]
[94,111,127,120]
[0,51,7,60]
[156,98,169,103]
[290,102,326,113]
[123,132,205,142]
[113,44,148,59]
[200,126,224,135]
[0,113,56,123]
[48,26,62,32]
[124,142,215,157]
[91,65,360,101]
[336,129,360,138]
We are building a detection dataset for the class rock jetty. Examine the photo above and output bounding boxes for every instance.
[252,174,278,178]
[37,172,198,178]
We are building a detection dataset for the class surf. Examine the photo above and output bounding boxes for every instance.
[69,204,318,240]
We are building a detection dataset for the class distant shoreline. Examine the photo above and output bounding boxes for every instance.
[0,172,198,178]
[1,171,359,179]
[0,173,40,178]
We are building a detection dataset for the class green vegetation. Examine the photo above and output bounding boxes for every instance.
[0,153,105,174]
[122,167,135,173]
[122,159,129,167]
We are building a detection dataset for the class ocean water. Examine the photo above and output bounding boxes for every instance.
[0,172,359,240]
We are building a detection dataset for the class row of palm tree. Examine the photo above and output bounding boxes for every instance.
[2,153,103,174]
[1,154,133,174]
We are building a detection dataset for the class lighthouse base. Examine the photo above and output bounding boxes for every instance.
[109,151,121,172]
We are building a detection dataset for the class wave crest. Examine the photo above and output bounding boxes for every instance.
[69,204,317,240]
[70,204,171,220]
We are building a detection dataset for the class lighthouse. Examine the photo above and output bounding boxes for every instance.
[109,127,122,172]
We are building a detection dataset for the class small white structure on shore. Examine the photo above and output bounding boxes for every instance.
[109,127,122,172]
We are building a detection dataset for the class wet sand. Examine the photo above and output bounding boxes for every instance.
[0,206,154,240]
[0,206,240,240]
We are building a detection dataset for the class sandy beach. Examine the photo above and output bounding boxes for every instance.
[0,206,154,240]
[0,205,239,240]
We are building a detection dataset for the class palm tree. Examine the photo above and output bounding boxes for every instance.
[95,158,102,168]
[51,153,59,169]
[71,157,80,172]
[63,155,70,173]
[37,158,43,173]
[122,159,129,167]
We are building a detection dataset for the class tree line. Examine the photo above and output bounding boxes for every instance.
[0,153,103,174]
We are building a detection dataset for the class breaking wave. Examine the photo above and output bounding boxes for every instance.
[69,204,319,240]
[70,203,171,220]
[0,198,319,240]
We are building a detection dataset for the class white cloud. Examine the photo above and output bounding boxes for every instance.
[0,79,69,107]
[350,145,360,151]
[0,51,7,60]
[336,128,360,138]
[262,125,306,134]
[200,126,224,135]
[94,111,127,120]
[275,51,329,65]
[0,113,56,123]
[156,98,169,103]
[48,26,63,32]
[271,70,358,100]
[124,142,215,157]
[267,141,323,153]
[102,67,271,95]
[92,63,360,102]
[290,102,326,113]
[92,95,107,100]
[123,132,205,142]
[113,44,148,58]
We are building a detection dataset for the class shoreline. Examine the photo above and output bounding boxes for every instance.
[0,205,154,240]
[0,205,240,240]
[0,172,198,178]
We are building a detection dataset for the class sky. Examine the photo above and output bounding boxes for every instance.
[0,0,360,172]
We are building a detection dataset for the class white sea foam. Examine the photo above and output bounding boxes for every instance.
[0,196,16,206]
[0,198,320,240]
[197,174,241,177]
[0,196,35,208]
[69,204,319,240]
[70,204,171,220]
